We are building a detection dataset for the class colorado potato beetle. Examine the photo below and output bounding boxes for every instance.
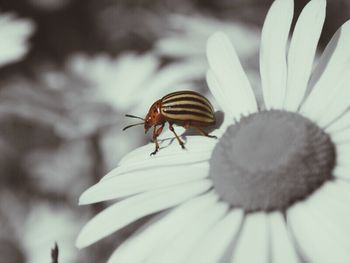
[123,90,217,155]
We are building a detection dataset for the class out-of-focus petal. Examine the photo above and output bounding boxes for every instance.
[0,14,35,66]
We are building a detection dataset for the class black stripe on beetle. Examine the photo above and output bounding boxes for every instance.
[123,90,217,155]
[162,104,213,115]
[163,95,213,110]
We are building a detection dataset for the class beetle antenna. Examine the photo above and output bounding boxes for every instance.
[122,122,144,131]
[125,114,144,121]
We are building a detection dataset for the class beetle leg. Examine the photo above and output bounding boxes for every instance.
[150,124,165,155]
[169,123,185,149]
[194,126,218,139]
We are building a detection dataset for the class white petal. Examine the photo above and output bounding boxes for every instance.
[301,21,350,121]
[326,110,350,133]
[155,36,205,58]
[231,212,269,263]
[187,209,244,263]
[206,70,238,121]
[147,202,229,263]
[102,136,217,181]
[329,128,350,144]
[284,0,326,111]
[268,212,300,263]
[206,32,257,117]
[76,180,212,248]
[314,75,350,127]
[288,188,350,263]
[107,191,219,263]
[118,136,216,166]
[259,0,293,109]
[333,165,350,180]
[320,179,350,204]
[335,143,350,168]
[79,163,209,204]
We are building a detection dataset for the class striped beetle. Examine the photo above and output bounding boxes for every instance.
[123,90,217,155]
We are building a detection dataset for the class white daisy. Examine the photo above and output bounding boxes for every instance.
[76,0,350,262]
[0,13,34,67]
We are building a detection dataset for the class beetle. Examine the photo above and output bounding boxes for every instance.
[123,90,217,155]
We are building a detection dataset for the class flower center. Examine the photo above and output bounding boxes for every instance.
[209,110,335,212]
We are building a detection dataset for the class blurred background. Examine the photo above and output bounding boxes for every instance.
[0,0,349,262]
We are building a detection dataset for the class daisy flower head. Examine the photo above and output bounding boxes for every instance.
[0,13,35,67]
[76,0,350,262]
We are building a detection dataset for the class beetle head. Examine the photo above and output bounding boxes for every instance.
[123,101,161,133]
[144,101,161,133]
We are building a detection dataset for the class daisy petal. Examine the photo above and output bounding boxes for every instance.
[333,165,350,180]
[107,192,219,263]
[322,179,350,202]
[187,209,244,263]
[329,128,350,144]
[206,32,257,117]
[260,0,293,109]
[268,212,300,263]
[147,202,229,263]
[316,81,350,127]
[118,136,216,167]
[300,21,350,121]
[288,187,350,263]
[231,213,269,263]
[79,163,209,204]
[284,0,326,111]
[206,70,237,121]
[102,136,217,181]
[335,143,350,168]
[326,110,350,133]
[76,180,212,248]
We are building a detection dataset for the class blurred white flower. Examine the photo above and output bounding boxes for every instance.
[155,14,263,106]
[23,204,83,263]
[76,0,350,262]
[68,51,207,113]
[0,72,117,140]
[24,140,94,200]
[0,13,35,67]
[27,0,71,11]
[156,13,260,63]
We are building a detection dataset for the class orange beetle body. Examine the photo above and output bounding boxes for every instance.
[125,90,217,155]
